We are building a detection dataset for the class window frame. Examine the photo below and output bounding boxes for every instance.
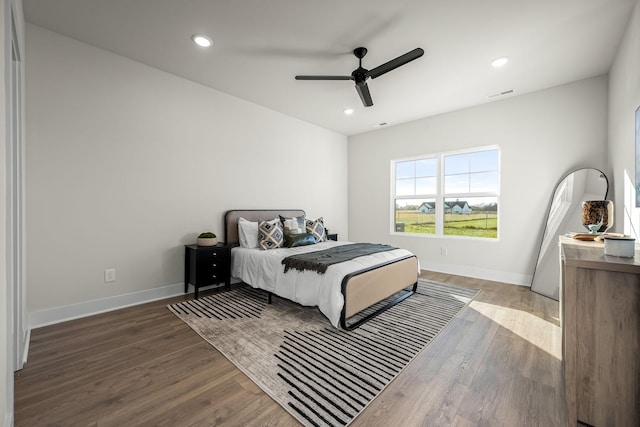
[391,145,500,240]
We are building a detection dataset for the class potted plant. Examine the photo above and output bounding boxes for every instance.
[197,232,218,246]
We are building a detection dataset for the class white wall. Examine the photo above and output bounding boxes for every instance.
[348,76,609,285]
[1,0,8,421]
[609,0,640,238]
[25,24,348,325]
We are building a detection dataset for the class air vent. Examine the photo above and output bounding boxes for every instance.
[488,89,514,99]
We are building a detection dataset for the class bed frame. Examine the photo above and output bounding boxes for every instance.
[224,209,419,330]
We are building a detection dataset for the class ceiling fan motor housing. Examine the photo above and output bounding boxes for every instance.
[352,68,368,85]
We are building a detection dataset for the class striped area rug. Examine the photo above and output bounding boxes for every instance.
[168,280,478,427]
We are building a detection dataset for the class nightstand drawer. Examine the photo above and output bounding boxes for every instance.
[195,261,229,283]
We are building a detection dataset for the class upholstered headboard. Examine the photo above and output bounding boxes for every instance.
[224,209,306,246]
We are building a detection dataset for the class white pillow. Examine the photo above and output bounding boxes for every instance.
[238,217,259,248]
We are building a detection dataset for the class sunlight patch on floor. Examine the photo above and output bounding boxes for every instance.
[469,300,562,360]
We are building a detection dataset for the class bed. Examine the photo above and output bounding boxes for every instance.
[224,209,419,330]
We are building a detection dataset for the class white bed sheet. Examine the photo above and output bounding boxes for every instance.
[231,241,415,327]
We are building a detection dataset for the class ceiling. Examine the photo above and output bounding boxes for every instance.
[23,0,636,136]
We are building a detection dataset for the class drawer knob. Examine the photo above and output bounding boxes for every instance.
[212,263,217,268]
[212,274,217,279]
[212,252,218,257]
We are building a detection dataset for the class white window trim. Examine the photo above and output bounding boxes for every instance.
[391,145,500,239]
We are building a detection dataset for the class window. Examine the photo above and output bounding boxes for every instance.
[392,147,499,239]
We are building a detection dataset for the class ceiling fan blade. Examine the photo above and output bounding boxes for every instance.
[369,48,424,79]
[355,83,373,107]
[295,75,352,80]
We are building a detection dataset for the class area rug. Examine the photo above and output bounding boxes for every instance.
[168,280,478,427]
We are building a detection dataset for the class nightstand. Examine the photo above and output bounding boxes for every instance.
[327,233,338,241]
[184,243,231,299]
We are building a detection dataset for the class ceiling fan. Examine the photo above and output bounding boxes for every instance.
[295,46,424,107]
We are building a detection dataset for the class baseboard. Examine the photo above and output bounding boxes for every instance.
[29,283,185,329]
[423,261,532,287]
[22,328,30,366]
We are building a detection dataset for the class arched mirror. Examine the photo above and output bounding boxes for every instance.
[531,168,609,300]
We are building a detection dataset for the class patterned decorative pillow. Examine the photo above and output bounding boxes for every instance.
[306,217,327,242]
[258,219,284,250]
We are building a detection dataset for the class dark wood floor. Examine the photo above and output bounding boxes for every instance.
[14,272,565,426]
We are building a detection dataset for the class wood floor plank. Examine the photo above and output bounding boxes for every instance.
[15,273,565,426]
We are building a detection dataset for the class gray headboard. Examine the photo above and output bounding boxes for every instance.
[224,209,306,246]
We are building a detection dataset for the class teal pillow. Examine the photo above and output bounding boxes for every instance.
[285,232,316,248]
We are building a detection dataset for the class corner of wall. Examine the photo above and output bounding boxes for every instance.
[608,0,640,239]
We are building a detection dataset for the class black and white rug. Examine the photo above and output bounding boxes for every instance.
[168,280,478,427]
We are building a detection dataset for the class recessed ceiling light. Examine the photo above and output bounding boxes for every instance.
[192,34,212,48]
[490,56,509,68]
[343,108,354,115]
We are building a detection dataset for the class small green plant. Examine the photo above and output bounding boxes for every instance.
[198,232,217,238]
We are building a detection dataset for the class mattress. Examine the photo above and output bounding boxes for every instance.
[231,240,415,327]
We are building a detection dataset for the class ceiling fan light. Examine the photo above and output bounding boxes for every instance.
[343,108,354,115]
[490,56,509,68]
[192,34,212,48]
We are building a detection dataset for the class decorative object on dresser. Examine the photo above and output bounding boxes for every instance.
[603,235,635,257]
[168,280,478,427]
[196,231,218,246]
[559,236,640,427]
[581,200,613,233]
[184,243,231,298]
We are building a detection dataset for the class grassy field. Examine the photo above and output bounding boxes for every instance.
[395,210,498,238]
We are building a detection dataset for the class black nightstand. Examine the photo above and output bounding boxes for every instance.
[327,233,338,241]
[184,243,231,299]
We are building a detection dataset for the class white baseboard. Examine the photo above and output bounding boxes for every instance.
[29,283,185,329]
[423,260,532,287]
[22,328,30,367]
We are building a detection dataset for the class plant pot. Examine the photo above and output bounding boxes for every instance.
[197,237,218,246]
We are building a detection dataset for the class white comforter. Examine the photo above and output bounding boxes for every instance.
[231,241,415,327]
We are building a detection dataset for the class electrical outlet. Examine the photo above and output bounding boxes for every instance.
[440,247,448,256]
[104,268,116,282]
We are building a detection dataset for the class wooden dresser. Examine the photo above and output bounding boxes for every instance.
[559,236,640,427]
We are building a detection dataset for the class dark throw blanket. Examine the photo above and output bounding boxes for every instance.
[282,243,398,274]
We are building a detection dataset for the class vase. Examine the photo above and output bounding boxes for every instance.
[581,200,614,233]
[196,237,218,246]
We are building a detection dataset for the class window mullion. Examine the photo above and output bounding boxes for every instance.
[436,154,444,235]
